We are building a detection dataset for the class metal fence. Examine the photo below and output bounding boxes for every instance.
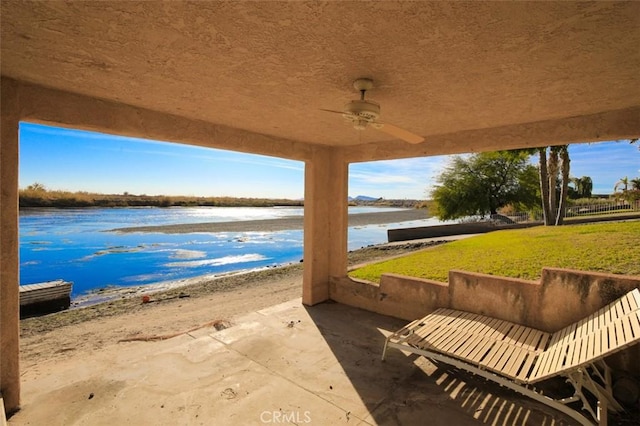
[507,201,640,223]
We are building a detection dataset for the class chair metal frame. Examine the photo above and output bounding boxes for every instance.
[382,289,640,426]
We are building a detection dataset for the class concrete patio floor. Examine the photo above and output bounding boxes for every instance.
[9,299,578,425]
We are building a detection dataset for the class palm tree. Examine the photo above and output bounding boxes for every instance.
[555,146,570,225]
[568,177,580,199]
[614,176,629,193]
[631,178,640,191]
[538,147,552,224]
[538,145,570,225]
[577,176,593,198]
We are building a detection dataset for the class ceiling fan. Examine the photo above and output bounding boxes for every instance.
[321,78,424,144]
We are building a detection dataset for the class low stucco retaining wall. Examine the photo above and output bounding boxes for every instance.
[331,274,449,321]
[448,271,540,328]
[386,221,537,242]
[387,213,640,243]
[330,267,640,374]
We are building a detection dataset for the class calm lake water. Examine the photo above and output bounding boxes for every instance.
[19,206,442,298]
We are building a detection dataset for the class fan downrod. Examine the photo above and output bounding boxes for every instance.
[353,78,374,99]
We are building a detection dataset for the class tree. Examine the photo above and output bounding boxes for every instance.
[614,176,640,203]
[26,182,47,192]
[538,145,571,226]
[538,148,552,225]
[555,146,570,225]
[569,176,593,199]
[431,151,539,220]
[614,176,629,194]
[578,176,593,198]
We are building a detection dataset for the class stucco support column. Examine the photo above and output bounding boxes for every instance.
[302,147,348,305]
[1,78,21,414]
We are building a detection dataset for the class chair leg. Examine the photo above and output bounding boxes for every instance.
[597,397,608,426]
[566,370,599,423]
[565,361,624,426]
[381,336,390,361]
[592,361,623,412]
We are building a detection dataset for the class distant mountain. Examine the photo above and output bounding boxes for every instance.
[348,196,425,208]
[348,195,381,202]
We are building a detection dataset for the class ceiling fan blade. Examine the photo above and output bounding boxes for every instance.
[320,108,348,115]
[376,122,424,144]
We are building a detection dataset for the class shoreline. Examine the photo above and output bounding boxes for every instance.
[18,240,446,372]
[70,265,289,308]
[72,234,423,309]
[110,208,430,233]
[20,240,445,338]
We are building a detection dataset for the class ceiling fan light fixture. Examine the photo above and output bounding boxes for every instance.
[353,118,369,130]
[343,99,380,122]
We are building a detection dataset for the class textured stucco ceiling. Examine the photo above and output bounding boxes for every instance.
[1,1,639,147]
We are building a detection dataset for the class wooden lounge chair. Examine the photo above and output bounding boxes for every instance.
[382,288,640,426]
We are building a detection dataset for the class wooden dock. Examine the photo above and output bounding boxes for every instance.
[20,279,72,317]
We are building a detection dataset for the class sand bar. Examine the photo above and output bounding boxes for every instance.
[110,208,429,234]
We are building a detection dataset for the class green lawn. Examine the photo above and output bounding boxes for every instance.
[349,221,640,283]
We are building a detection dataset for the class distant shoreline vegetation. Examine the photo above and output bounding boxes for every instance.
[19,183,427,209]
[19,183,304,208]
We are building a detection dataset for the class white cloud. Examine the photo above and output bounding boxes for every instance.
[349,171,415,184]
[349,156,450,199]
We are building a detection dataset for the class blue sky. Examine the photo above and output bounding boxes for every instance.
[19,122,639,199]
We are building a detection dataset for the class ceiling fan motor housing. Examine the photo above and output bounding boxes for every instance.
[321,77,423,143]
[343,100,380,129]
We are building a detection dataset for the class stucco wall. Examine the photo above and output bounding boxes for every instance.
[448,270,540,327]
[332,267,640,329]
[1,79,21,414]
[387,222,537,242]
[538,268,640,330]
[330,274,449,320]
[330,267,640,374]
